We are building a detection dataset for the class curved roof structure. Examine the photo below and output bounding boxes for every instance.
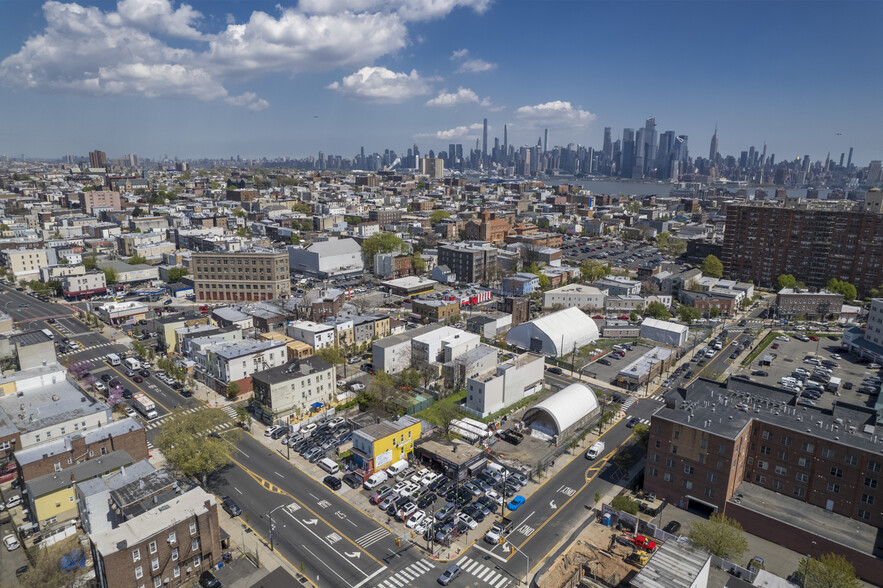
[505,307,600,357]
[523,383,599,434]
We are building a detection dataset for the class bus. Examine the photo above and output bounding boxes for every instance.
[107,353,121,366]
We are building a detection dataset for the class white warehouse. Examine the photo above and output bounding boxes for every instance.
[505,307,600,357]
[287,237,364,278]
[639,317,689,347]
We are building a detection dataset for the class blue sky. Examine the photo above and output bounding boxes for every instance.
[1,0,881,164]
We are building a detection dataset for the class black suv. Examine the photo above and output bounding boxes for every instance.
[199,571,221,588]
[221,497,241,517]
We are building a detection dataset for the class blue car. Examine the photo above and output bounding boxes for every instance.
[507,495,525,511]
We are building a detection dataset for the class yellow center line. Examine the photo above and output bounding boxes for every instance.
[105,363,174,414]
[228,455,387,568]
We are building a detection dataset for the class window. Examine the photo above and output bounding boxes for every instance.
[649,468,658,477]
[801,441,814,452]
[173,566,180,579]
[132,548,141,563]
[798,457,809,467]
[760,445,770,455]
[673,430,680,440]
[704,487,715,498]
[719,444,727,456]
[135,566,143,580]
[193,555,201,567]
[778,450,788,461]
[775,466,787,476]
[830,467,843,478]
[153,577,162,588]
[865,477,878,489]
[189,523,197,535]
[761,430,771,440]
[683,480,692,489]
[755,474,766,483]
[869,461,882,473]
[781,435,792,446]
[168,532,176,544]
[651,454,659,463]
[192,538,199,551]
[845,454,858,466]
[706,473,717,483]
[861,493,874,505]
[698,454,705,465]
[666,458,674,468]
[796,472,809,483]
[663,473,672,482]
[655,440,661,449]
[794,487,806,498]
[171,548,178,561]
[757,460,768,470]
[826,483,840,493]
[822,448,835,459]
[684,465,694,475]
[148,541,157,554]
[772,480,783,490]
[151,558,159,572]
[672,446,678,455]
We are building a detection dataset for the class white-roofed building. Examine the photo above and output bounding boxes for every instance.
[640,317,689,347]
[505,307,600,357]
[287,237,364,278]
[542,284,606,310]
[522,383,599,438]
[629,539,711,588]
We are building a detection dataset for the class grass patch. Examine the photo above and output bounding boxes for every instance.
[479,389,547,424]
[742,331,781,366]
[415,389,466,424]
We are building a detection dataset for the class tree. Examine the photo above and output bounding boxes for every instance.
[155,408,239,485]
[625,201,641,214]
[629,311,639,322]
[107,385,123,407]
[538,273,551,291]
[235,405,251,427]
[232,208,246,218]
[656,231,670,250]
[631,423,649,448]
[430,210,450,225]
[700,254,723,278]
[17,539,87,588]
[776,274,798,290]
[397,368,421,389]
[709,307,720,319]
[316,346,345,365]
[677,305,702,324]
[83,255,98,270]
[797,553,861,588]
[361,233,408,266]
[131,206,144,217]
[102,267,118,285]
[667,238,687,255]
[580,260,609,282]
[128,254,147,265]
[436,401,463,437]
[368,370,399,411]
[870,282,883,299]
[611,495,639,515]
[236,228,248,238]
[740,298,752,310]
[226,381,240,398]
[412,254,426,273]
[826,278,857,302]
[167,267,189,282]
[688,513,749,560]
[644,301,671,320]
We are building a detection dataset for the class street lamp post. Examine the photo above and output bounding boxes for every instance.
[504,541,530,585]
[268,504,287,552]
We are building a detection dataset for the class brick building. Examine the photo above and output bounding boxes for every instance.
[438,241,498,284]
[191,248,290,303]
[776,287,844,320]
[722,201,883,296]
[463,211,512,245]
[411,299,461,322]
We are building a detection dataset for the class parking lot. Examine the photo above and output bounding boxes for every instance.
[581,342,660,383]
[733,333,881,409]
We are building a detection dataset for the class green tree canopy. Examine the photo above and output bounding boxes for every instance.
[316,346,346,365]
[644,301,671,320]
[656,231,670,249]
[688,513,748,560]
[396,367,421,389]
[826,278,857,302]
[131,207,144,217]
[611,495,639,514]
[677,305,702,324]
[412,254,426,273]
[83,255,98,270]
[128,254,147,265]
[776,274,799,290]
[700,254,724,278]
[797,553,861,588]
[226,381,240,398]
[430,210,450,225]
[631,423,649,448]
[625,201,641,214]
[155,408,239,485]
[167,267,190,282]
[667,238,687,255]
[538,273,551,290]
[709,307,720,318]
[361,233,408,265]
[580,260,609,282]
[102,267,118,285]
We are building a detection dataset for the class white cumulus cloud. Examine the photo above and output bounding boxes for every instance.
[426,87,489,107]
[515,101,597,127]
[225,92,270,111]
[417,122,485,140]
[297,0,490,22]
[450,48,496,73]
[328,67,432,103]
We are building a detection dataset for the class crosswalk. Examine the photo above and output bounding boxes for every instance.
[58,341,116,356]
[143,405,237,431]
[457,556,512,588]
[374,559,435,588]
[355,527,389,548]
[620,395,636,411]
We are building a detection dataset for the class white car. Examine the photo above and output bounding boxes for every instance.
[5,495,21,509]
[415,516,432,535]
[776,336,789,341]
[125,406,137,418]
[410,468,430,484]
[264,425,281,437]
[406,510,426,528]
[3,534,19,551]
[830,354,841,360]
[870,363,882,370]
[455,512,478,530]
[485,490,504,505]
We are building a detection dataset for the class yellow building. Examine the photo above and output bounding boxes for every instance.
[259,331,314,359]
[26,451,132,529]
[352,415,421,474]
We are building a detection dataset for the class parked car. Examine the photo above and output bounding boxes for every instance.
[221,497,241,517]
[342,473,362,489]
[323,476,342,491]
[199,571,221,588]
[507,495,526,511]
[663,520,681,534]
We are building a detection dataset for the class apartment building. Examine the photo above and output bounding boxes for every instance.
[252,357,336,419]
[465,352,544,417]
[3,247,51,280]
[201,339,287,396]
[79,190,121,213]
[542,284,605,310]
[463,211,512,245]
[438,241,498,284]
[91,487,222,588]
[192,249,290,303]
[776,287,844,320]
[62,270,108,300]
[287,320,335,350]
[722,201,883,296]
[645,378,883,583]
[411,299,460,322]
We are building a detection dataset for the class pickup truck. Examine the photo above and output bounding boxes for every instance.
[630,535,657,552]
[483,517,514,544]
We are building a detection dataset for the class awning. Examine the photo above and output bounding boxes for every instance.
[311,402,324,409]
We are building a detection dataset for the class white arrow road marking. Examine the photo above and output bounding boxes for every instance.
[345,551,361,558]
[550,500,558,510]
[304,518,318,525]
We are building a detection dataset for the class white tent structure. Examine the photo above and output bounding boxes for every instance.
[523,383,599,437]
[505,307,599,357]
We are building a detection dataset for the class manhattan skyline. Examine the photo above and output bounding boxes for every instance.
[0,0,881,163]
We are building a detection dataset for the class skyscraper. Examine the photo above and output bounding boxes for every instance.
[89,149,107,168]
[847,147,854,169]
[643,117,657,175]
[621,128,635,178]
[602,127,613,161]
[482,118,488,159]
[543,129,548,154]
[503,125,508,164]
[709,127,719,162]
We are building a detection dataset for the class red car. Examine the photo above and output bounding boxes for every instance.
[771,343,779,349]
[809,336,819,341]
[618,315,630,320]
[592,315,604,319]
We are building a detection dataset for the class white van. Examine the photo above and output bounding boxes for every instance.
[386,459,410,476]
[318,458,339,475]
[124,357,140,371]
[586,441,605,460]
[363,470,388,490]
